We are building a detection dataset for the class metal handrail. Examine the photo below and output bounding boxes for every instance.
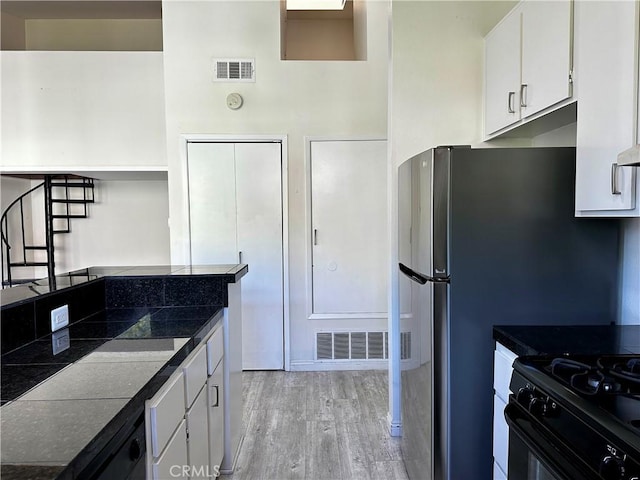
[1,176,96,288]
[1,182,45,287]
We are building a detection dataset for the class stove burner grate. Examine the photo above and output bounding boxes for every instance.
[549,357,640,397]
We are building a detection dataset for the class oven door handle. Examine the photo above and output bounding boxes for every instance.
[504,401,599,480]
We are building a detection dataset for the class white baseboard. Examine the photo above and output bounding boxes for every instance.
[289,360,389,371]
[387,411,403,437]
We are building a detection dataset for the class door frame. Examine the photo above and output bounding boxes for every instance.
[304,135,387,321]
[178,134,290,371]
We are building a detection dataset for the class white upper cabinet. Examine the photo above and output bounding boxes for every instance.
[520,1,573,119]
[484,0,574,137]
[574,0,639,216]
[485,5,522,135]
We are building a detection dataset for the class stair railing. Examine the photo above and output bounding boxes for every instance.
[1,175,95,288]
[1,181,47,288]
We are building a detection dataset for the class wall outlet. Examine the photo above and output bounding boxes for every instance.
[51,304,69,332]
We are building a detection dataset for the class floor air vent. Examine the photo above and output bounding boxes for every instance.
[316,331,411,361]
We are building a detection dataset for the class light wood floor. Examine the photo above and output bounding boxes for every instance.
[220,370,409,480]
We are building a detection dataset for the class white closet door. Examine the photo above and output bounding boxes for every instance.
[188,143,238,264]
[187,142,284,370]
[311,140,387,314]
[235,143,284,370]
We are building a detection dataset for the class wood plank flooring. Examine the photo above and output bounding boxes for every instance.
[220,370,409,480]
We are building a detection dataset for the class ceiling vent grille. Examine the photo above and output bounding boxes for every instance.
[213,58,255,82]
[316,331,411,361]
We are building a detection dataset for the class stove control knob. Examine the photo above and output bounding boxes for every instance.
[599,455,625,480]
[516,387,535,406]
[528,396,548,417]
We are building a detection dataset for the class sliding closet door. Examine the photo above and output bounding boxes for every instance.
[187,142,284,370]
[235,143,284,370]
[188,143,238,263]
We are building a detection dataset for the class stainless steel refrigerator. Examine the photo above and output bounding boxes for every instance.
[398,146,620,480]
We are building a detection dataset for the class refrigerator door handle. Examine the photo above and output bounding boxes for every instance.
[399,263,450,285]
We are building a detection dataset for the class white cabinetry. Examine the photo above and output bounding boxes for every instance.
[485,5,522,135]
[493,343,517,480]
[146,325,225,480]
[484,0,573,136]
[574,0,640,216]
[186,387,209,479]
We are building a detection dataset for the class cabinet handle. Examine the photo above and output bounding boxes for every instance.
[508,92,516,114]
[212,385,220,407]
[314,229,318,246]
[611,163,622,195]
[239,251,243,263]
[520,84,528,108]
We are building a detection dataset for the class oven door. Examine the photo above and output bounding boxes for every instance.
[505,401,599,480]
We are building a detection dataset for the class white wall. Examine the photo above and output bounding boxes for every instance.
[1,51,167,169]
[390,1,517,168]
[162,0,388,367]
[53,180,171,273]
[1,51,170,279]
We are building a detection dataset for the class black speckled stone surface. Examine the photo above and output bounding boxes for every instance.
[493,324,640,356]
[0,264,247,480]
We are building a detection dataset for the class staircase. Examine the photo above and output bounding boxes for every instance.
[1,175,95,288]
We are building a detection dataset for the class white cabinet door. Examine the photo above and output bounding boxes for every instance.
[188,142,285,369]
[310,140,387,314]
[234,143,284,370]
[183,344,208,409]
[208,360,224,472]
[186,385,210,479]
[146,370,185,459]
[484,6,522,135]
[151,420,188,480]
[520,0,572,118]
[574,0,638,213]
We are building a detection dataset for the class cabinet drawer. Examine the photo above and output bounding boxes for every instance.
[151,419,187,480]
[183,344,208,409]
[493,394,509,474]
[207,326,224,376]
[494,344,517,401]
[147,370,185,458]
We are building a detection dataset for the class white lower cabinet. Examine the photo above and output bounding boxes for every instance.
[187,385,210,479]
[151,420,188,480]
[146,325,225,480]
[208,359,224,474]
[493,342,518,479]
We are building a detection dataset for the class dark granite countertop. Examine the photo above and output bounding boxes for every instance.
[0,264,247,480]
[1,264,248,308]
[1,306,223,480]
[493,325,640,356]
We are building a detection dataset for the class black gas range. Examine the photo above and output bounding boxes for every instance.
[506,355,640,480]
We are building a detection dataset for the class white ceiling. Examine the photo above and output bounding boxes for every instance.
[0,1,162,19]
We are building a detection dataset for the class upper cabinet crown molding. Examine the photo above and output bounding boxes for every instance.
[483,0,574,138]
